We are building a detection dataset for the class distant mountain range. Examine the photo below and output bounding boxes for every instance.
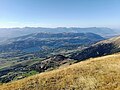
[0,27,118,39]
[0,32,104,58]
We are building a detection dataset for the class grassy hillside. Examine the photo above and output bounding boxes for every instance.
[1,53,120,90]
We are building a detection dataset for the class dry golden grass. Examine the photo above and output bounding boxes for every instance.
[1,53,120,90]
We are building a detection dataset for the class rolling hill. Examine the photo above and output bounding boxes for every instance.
[69,35,120,61]
[1,53,120,90]
[0,32,104,58]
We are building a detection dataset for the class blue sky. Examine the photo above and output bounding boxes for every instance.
[0,0,120,28]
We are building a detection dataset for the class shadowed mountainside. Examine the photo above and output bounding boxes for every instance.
[69,36,120,60]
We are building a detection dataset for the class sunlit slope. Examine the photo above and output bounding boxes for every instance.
[1,53,120,90]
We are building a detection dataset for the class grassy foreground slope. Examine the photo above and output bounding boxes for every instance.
[1,53,120,90]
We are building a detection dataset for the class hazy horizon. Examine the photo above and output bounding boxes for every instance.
[0,0,120,28]
[0,26,119,30]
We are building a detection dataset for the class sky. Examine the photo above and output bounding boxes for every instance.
[0,0,120,28]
